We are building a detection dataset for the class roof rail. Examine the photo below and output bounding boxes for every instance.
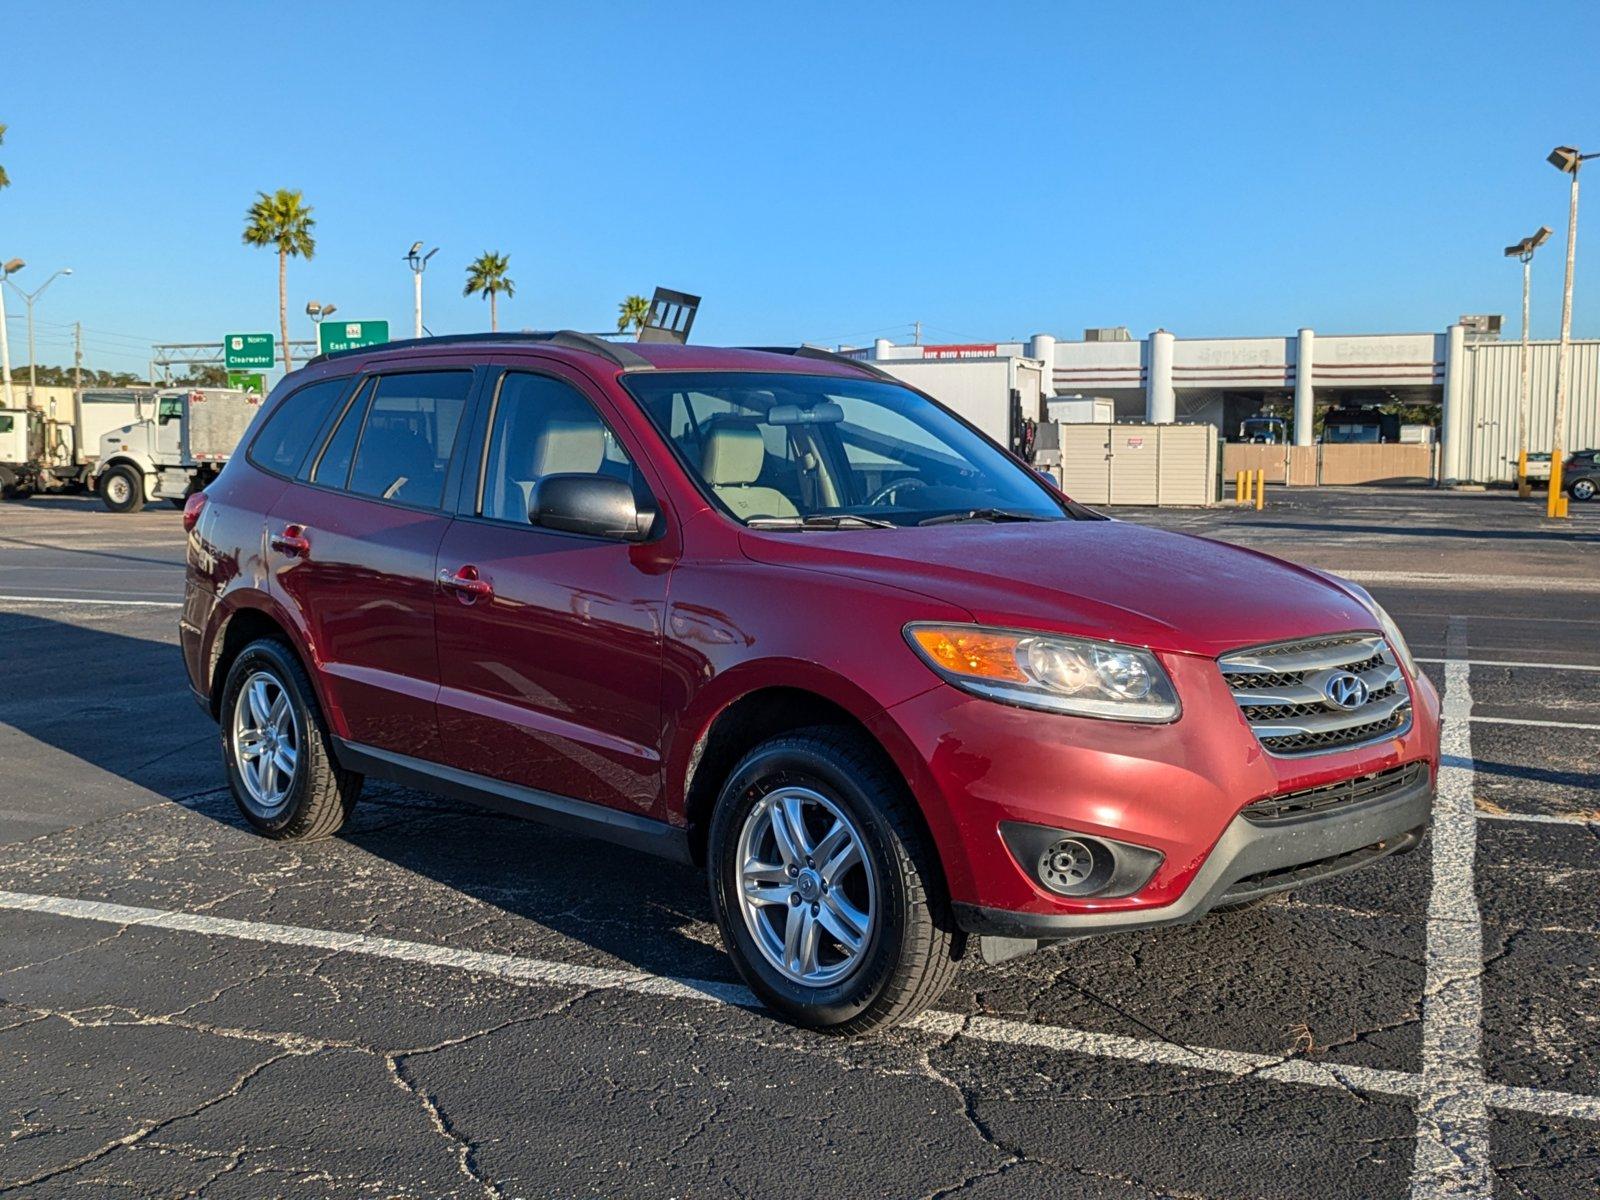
[305,329,654,371]
[740,345,898,381]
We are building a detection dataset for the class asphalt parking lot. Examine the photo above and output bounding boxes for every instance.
[0,487,1596,1199]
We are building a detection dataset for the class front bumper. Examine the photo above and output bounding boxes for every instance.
[866,651,1441,939]
[953,765,1432,938]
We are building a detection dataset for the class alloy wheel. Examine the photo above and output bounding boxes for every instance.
[735,785,877,987]
[232,670,300,815]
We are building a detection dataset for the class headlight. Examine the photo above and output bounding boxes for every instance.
[1372,602,1420,677]
[905,624,1181,722]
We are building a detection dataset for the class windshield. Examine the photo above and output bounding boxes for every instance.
[623,371,1066,527]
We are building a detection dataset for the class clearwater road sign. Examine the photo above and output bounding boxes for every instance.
[318,320,390,355]
[224,333,274,370]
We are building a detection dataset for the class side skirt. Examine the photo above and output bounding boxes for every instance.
[333,738,692,865]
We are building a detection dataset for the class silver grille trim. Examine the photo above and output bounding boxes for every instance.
[1220,633,1413,756]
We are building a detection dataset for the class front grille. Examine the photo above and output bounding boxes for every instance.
[1218,633,1413,757]
[1243,762,1426,823]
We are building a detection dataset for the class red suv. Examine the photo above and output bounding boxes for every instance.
[182,333,1440,1033]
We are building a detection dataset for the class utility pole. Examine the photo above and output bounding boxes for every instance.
[73,322,84,454]
[913,320,922,346]
[1545,146,1594,519]
[1504,226,1551,498]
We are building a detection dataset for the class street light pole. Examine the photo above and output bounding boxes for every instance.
[0,258,19,409]
[1504,227,1551,498]
[1545,146,1596,519]
[6,267,73,407]
[306,301,337,355]
[404,242,438,338]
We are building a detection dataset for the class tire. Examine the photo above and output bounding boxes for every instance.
[219,637,362,840]
[707,727,960,1035]
[100,465,145,513]
[1570,476,1597,502]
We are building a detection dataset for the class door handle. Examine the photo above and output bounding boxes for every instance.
[438,565,493,603]
[270,524,311,558]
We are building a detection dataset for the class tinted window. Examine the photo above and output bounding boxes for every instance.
[479,373,640,523]
[249,379,351,476]
[346,372,472,508]
[309,380,370,486]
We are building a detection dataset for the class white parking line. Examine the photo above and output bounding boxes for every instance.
[0,594,182,608]
[1411,622,1490,1197]
[1416,657,1600,673]
[0,886,1597,1128]
[1470,715,1600,732]
[1345,570,1592,593]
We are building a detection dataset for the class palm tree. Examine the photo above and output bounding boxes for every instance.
[242,189,315,372]
[464,251,515,331]
[0,123,10,191]
[617,294,651,333]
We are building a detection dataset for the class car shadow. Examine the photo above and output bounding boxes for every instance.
[0,610,733,984]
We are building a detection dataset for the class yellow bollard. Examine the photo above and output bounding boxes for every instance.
[1254,469,1266,511]
[1236,469,1248,505]
[1517,450,1531,499]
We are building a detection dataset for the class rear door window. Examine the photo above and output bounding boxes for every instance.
[346,372,473,508]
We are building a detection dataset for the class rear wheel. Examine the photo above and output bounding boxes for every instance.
[220,638,362,840]
[100,465,145,513]
[1570,476,1597,502]
[707,728,960,1035]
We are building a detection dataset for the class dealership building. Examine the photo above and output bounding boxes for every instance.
[858,325,1599,485]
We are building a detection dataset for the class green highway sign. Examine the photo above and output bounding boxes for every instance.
[318,319,390,355]
[227,371,266,395]
[224,333,274,370]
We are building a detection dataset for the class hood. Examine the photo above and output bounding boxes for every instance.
[738,518,1376,659]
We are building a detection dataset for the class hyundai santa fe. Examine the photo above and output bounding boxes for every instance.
[181,332,1440,1034]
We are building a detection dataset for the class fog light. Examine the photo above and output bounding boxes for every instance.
[1039,839,1097,894]
[1000,822,1164,899]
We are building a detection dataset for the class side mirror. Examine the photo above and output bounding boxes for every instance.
[529,474,651,541]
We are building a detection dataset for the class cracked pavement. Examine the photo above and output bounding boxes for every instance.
[1,491,1597,1197]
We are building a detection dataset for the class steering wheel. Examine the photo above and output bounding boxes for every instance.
[864,477,929,507]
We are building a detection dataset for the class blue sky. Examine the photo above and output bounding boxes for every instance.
[3,0,1598,376]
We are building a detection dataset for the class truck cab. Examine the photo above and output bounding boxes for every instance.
[94,387,260,512]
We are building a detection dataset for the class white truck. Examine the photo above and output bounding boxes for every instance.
[865,355,1047,462]
[91,388,260,512]
[1,389,149,497]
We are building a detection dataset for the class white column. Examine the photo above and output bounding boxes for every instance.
[1293,327,1315,446]
[1146,330,1175,423]
[1440,323,1466,485]
[872,338,892,360]
[1026,333,1056,394]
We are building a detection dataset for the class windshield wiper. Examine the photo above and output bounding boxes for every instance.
[747,514,896,531]
[917,508,1054,526]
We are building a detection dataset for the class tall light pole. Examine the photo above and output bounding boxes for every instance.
[1504,227,1552,497]
[404,242,438,338]
[0,258,21,409]
[1546,146,1596,519]
[306,300,337,354]
[6,266,73,406]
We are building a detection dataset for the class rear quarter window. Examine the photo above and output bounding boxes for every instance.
[247,378,353,476]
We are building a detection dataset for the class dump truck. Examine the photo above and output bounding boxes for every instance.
[91,388,260,512]
[0,389,148,497]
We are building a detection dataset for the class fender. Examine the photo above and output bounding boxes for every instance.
[92,450,157,489]
[661,655,939,818]
[203,585,349,739]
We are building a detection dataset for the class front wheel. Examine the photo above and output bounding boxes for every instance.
[707,728,960,1034]
[100,465,145,513]
[1570,477,1597,502]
